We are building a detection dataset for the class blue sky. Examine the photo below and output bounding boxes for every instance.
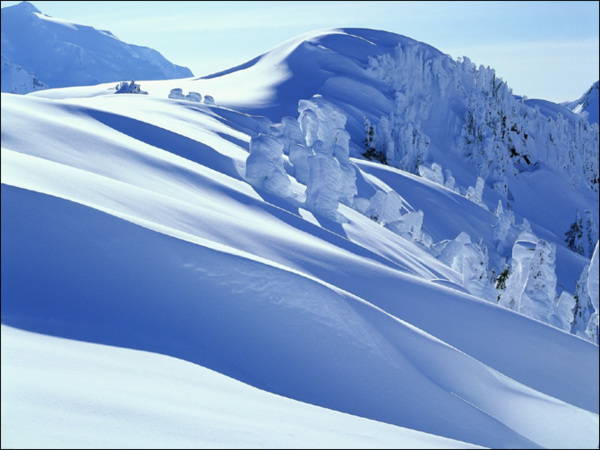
[1,1,598,103]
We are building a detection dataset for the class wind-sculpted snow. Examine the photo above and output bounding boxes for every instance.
[2,26,599,449]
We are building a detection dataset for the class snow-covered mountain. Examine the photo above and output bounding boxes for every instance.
[2,26,598,449]
[564,81,600,125]
[0,53,48,94]
[0,1,192,93]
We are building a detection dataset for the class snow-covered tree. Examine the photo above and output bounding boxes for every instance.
[273,116,306,155]
[305,142,345,222]
[245,134,292,198]
[499,230,559,325]
[388,210,432,249]
[587,241,599,343]
[555,291,577,331]
[492,200,516,253]
[366,190,404,224]
[332,128,357,206]
[444,169,456,191]
[297,96,358,217]
[436,232,496,301]
[584,210,599,257]
[289,143,312,185]
[367,43,599,196]
[418,163,444,186]
[568,241,599,343]
[570,268,594,339]
[465,177,488,210]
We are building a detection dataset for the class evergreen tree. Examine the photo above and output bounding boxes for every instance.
[565,210,585,255]
[495,267,511,302]
[362,118,387,164]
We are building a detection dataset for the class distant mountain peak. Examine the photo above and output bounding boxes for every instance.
[1,1,193,93]
[581,81,599,108]
[7,1,41,14]
[562,81,599,125]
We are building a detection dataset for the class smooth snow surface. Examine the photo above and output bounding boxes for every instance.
[2,25,598,450]
[1,325,483,449]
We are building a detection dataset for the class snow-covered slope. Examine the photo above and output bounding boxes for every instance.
[2,325,484,449]
[563,81,600,125]
[0,1,192,93]
[2,27,598,449]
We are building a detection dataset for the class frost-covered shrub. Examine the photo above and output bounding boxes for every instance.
[115,80,147,94]
[204,95,215,105]
[168,88,185,99]
[245,134,291,197]
[169,89,202,102]
[185,92,202,102]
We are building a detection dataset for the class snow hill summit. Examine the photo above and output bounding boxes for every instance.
[1,4,599,450]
